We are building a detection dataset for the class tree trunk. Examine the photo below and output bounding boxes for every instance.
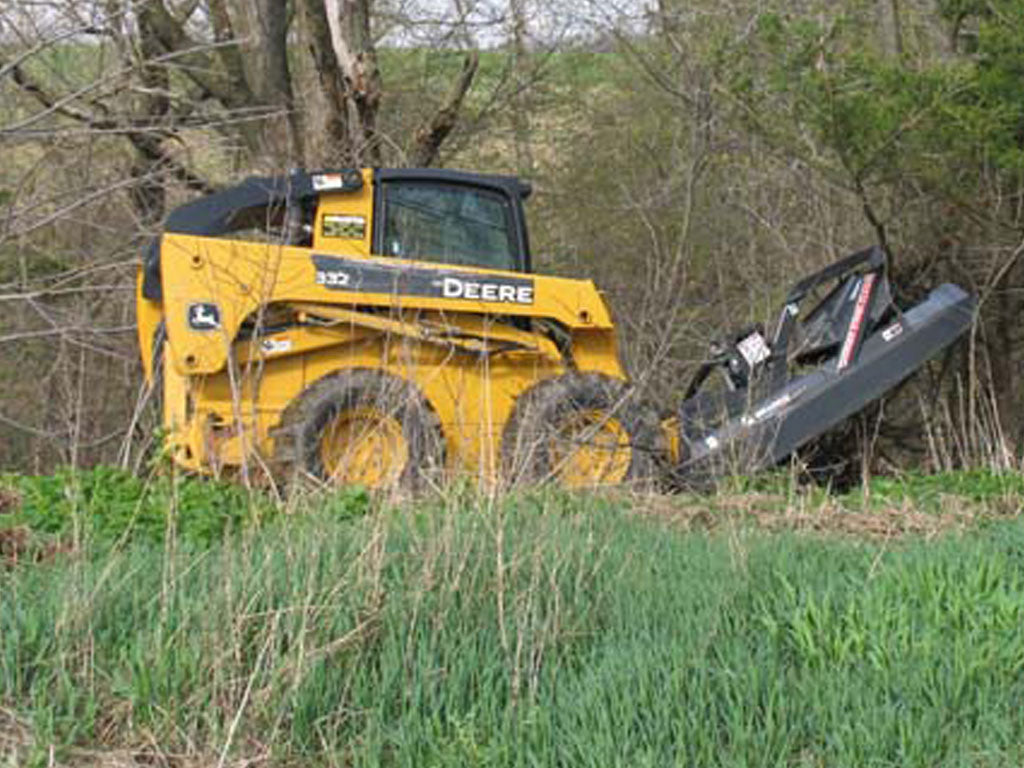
[257,0,304,164]
[299,0,353,165]
[509,0,534,176]
[130,7,172,224]
[326,0,383,165]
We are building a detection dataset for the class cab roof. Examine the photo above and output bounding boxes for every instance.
[141,168,531,301]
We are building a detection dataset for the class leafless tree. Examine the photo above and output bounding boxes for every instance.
[0,0,486,470]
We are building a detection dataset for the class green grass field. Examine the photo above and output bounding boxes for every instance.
[2,468,1024,766]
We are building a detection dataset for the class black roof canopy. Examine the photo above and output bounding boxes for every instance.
[141,168,532,301]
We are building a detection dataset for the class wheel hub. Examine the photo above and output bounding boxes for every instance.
[319,406,408,488]
[548,409,632,488]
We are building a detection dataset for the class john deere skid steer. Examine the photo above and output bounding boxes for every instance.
[136,168,974,490]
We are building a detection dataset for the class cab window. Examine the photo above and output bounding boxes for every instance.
[380,182,518,271]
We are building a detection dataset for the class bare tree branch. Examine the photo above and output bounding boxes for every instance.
[133,0,257,117]
[409,50,479,167]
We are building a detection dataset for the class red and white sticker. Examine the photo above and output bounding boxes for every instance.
[837,273,876,371]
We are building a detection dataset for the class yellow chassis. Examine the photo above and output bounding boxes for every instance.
[136,171,632,483]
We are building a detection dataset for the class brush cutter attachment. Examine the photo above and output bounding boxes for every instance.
[676,246,974,479]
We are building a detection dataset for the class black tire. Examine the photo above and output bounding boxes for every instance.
[501,372,664,489]
[271,368,444,492]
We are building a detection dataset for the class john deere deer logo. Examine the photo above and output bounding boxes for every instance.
[187,302,221,331]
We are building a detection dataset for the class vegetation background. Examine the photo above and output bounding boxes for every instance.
[1,0,1023,477]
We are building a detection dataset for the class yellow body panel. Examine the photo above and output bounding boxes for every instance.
[144,168,630,485]
[159,235,617,376]
[312,168,375,253]
[168,326,570,477]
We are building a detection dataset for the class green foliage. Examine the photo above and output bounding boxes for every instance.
[731,1,1024,204]
[937,0,990,19]
[972,2,1024,170]
[0,466,287,549]
[710,469,1024,516]
[850,470,1024,512]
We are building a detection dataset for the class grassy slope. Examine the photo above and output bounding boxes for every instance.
[2,469,1024,766]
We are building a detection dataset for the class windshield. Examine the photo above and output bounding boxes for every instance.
[380,182,518,271]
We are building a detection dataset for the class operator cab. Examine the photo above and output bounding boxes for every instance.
[373,169,533,273]
[140,167,533,302]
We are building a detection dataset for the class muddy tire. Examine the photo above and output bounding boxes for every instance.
[501,372,664,489]
[271,369,444,493]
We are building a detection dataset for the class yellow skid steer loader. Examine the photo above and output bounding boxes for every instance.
[137,168,974,490]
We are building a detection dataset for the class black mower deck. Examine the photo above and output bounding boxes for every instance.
[676,248,975,478]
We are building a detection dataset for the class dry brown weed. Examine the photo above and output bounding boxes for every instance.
[629,491,991,540]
